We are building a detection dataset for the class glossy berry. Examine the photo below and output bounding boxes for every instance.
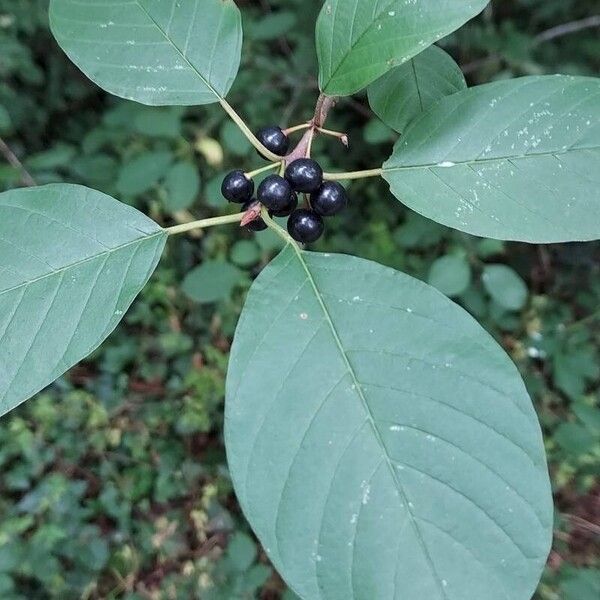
[257,174,293,212]
[285,158,323,193]
[287,209,324,244]
[256,126,290,157]
[311,181,348,216]
[270,191,298,218]
[221,170,254,204]
[241,201,267,232]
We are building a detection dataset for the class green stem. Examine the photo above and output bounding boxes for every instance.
[219,98,281,162]
[323,168,383,181]
[284,123,312,135]
[245,162,281,179]
[166,213,243,236]
[563,308,600,332]
[261,206,298,248]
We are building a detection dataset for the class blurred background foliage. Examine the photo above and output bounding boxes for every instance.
[0,0,599,598]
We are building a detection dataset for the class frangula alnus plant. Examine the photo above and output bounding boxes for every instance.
[0,1,599,598]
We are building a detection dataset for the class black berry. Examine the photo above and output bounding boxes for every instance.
[257,174,293,212]
[221,170,254,203]
[270,192,298,218]
[241,201,267,232]
[256,126,290,157]
[285,159,323,193]
[311,181,348,217]
[287,209,324,244]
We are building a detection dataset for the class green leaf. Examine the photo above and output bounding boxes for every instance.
[227,533,257,573]
[226,245,552,600]
[182,260,245,304]
[383,76,600,242]
[248,11,297,42]
[561,568,600,600]
[221,121,252,157]
[164,161,200,212]
[368,46,466,133]
[116,151,173,197]
[428,255,471,297]
[0,104,11,132]
[49,0,242,106]
[25,144,76,171]
[482,265,528,311]
[316,0,489,96]
[0,184,166,416]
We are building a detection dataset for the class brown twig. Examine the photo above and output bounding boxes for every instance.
[284,93,339,164]
[0,137,36,187]
[535,15,600,44]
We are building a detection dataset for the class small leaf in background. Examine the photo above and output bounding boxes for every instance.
[230,240,261,267]
[428,254,472,297]
[116,151,173,197]
[196,137,224,168]
[25,143,75,171]
[0,104,11,132]
[226,533,256,572]
[133,106,184,138]
[554,423,596,456]
[368,46,466,133]
[182,261,246,304]
[553,346,599,401]
[69,154,119,187]
[572,403,600,436]
[476,239,505,259]
[221,120,251,157]
[248,11,297,41]
[163,162,201,212]
[560,568,600,600]
[205,172,229,208]
[482,264,528,311]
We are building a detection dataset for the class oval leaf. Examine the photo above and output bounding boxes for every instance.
[49,0,243,106]
[226,246,552,600]
[428,255,471,297]
[0,184,166,416]
[368,46,466,133]
[482,265,528,312]
[383,75,600,242]
[316,0,488,96]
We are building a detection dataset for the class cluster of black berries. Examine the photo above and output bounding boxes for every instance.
[221,126,348,244]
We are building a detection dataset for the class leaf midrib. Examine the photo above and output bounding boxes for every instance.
[134,0,221,99]
[0,231,165,299]
[291,244,448,600]
[384,144,600,172]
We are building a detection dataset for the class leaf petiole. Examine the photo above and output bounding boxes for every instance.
[283,123,312,135]
[323,168,383,181]
[219,98,281,162]
[261,206,298,248]
[245,162,282,179]
[166,213,244,236]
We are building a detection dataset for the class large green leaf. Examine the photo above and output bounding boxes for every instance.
[383,75,600,242]
[49,0,242,106]
[0,184,166,416]
[316,0,489,96]
[368,46,466,133]
[226,245,552,600]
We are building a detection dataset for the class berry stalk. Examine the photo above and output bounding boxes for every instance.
[166,213,244,236]
[219,98,281,162]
